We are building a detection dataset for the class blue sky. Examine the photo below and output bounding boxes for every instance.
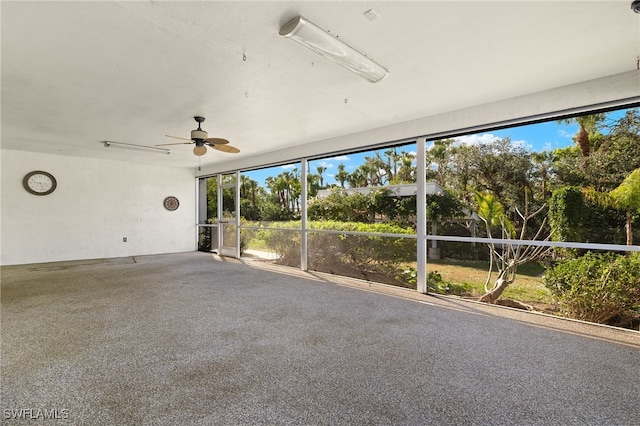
[243,108,629,188]
[462,120,578,152]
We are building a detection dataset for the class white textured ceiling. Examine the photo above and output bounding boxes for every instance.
[2,1,639,169]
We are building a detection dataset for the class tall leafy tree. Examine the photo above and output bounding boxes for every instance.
[558,113,605,157]
[426,139,454,186]
[384,147,401,182]
[397,152,415,183]
[239,175,264,221]
[531,151,555,201]
[335,164,349,188]
[347,167,368,187]
[554,109,640,192]
[448,137,538,222]
[582,168,640,246]
[315,166,326,188]
[262,170,302,221]
[361,156,384,186]
[609,168,640,245]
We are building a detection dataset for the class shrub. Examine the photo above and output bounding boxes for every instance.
[543,252,640,326]
[307,221,415,265]
[397,267,472,296]
[255,222,302,267]
[259,220,416,286]
[425,270,471,295]
[438,241,487,261]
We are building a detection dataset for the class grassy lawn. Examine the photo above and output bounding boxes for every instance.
[426,259,553,304]
[244,238,269,251]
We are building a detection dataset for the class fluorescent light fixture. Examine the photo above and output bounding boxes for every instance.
[279,16,388,83]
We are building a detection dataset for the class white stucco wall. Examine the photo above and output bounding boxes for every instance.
[1,150,196,265]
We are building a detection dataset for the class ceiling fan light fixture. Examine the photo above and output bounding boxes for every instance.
[193,145,207,156]
[279,15,388,83]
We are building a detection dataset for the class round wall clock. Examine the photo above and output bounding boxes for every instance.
[163,196,180,211]
[23,170,57,196]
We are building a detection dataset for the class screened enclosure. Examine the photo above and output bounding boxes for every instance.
[198,105,640,329]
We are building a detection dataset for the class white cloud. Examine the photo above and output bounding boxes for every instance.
[454,134,531,151]
[329,155,350,162]
[558,129,574,139]
[316,160,335,169]
[281,164,296,169]
[454,134,499,146]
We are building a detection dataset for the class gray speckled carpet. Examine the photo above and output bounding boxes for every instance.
[2,252,639,425]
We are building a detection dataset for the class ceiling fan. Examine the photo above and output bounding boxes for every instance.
[156,116,240,156]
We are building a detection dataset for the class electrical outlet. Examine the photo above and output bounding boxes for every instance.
[123,237,127,242]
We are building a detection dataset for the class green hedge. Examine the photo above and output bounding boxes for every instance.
[543,252,640,327]
[256,221,416,287]
[549,187,631,248]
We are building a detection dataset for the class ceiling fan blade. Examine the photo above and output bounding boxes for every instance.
[155,142,192,146]
[204,137,229,145]
[165,134,193,142]
[212,144,240,153]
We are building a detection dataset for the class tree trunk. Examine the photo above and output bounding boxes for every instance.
[479,270,513,303]
[576,125,590,157]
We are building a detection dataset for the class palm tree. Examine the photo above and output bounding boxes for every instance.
[347,168,367,188]
[280,171,295,212]
[316,166,326,188]
[398,152,415,183]
[558,114,605,157]
[428,139,453,186]
[384,147,401,183]
[531,151,555,200]
[336,164,348,188]
[265,176,285,209]
[363,155,384,186]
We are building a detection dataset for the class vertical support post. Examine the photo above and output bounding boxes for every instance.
[416,137,428,293]
[300,159,308,271]
[217,174,223,254]
[235,170,241,258]
[197,177,206,250]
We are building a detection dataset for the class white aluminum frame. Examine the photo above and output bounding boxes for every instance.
[200,99,640,292]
